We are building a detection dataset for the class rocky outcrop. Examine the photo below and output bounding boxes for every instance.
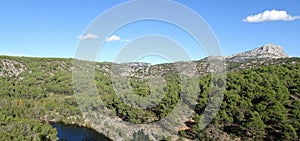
[93,44,291,79]
[0,59,26,77]
[227,44,289,62]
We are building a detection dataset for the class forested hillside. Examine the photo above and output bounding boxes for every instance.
[0,55,299,140]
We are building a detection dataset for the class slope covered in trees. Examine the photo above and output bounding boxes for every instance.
[0,55,299,140]
[184,63,300,140]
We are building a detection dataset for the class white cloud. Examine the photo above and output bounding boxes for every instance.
[243,10,300,23]
[78,33,99,40]
[106,35,121,42]
[78,34,129,42]
[120,39,130,42]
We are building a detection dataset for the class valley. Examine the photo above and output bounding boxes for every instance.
[0,45,299,140]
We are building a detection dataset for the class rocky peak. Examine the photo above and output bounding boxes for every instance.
[257,44,287,55]
[125,62,152,67]
[227,44,289,62]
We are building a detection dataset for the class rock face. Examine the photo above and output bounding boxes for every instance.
[0,59,26,77]
[227,44,289,62]
[124,62,151,67]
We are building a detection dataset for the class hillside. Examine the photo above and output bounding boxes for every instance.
[0,45,300,140]
[226,44,289,62]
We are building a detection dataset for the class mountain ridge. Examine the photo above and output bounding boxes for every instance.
[0,44,290,66]
[0,44,296,79]
[225,44,289,62]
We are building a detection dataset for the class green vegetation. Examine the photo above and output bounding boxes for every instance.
[0,57,80,141]
[0,55,300,140]
[184,63,300,140]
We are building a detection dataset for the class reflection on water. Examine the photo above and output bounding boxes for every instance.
[51,123,111,141]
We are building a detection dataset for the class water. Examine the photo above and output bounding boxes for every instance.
[51,123,111,141]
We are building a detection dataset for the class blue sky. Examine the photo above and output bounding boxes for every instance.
[0,0,299,64]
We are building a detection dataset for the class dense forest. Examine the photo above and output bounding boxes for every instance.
[0,56,299,140]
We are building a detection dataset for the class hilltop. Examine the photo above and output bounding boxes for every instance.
[0,44,292,79]
[226,44,289,62]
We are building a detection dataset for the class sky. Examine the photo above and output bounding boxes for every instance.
[0,0,299,64]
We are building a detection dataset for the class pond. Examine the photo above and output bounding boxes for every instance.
[51,123,111,141]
